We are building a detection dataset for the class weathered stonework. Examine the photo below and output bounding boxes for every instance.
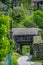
[33,43,43,59]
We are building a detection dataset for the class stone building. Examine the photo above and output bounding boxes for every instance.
[33,42,43,59]
[32,0,43,10]
[12,28,40,54]
[0,1,8,14]
[0,1,7,8]
[33,36,43,60]
[13,1,23,8]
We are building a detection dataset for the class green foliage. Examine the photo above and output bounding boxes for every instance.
[0,15,10,38]
[9,40,15,53]
[12,54,20,65]
[21,0,32,9]
[12,8,37,28]
[0,37,10,61]
[13,7,26,23]
[22,45,30,55]
[32,10,43,40]
[22,15,37,28]
[12,59,18,65]
[0,14,10,61]
[33,10,43,29]
[12,7,27,28]
[12,14,37,28]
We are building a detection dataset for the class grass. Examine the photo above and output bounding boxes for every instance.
[31,55,43,62]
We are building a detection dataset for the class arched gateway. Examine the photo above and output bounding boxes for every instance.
[12,28,40,54]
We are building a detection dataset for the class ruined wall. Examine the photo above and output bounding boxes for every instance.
[33,43,43,59]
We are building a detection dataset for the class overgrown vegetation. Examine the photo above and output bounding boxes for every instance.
[32,10,43,39]
[22,45,30,55]
[0,14,10,61]
[33,10,43,29]
[12,54,20,65]
[0,0,43,63]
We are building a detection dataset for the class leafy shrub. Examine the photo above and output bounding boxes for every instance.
[0,14,10,61]
[9,40,15,53]
[22,45,30,55]
[33,10,43,29]
[12,60,18,65]
[13,7,26,23]
[32,10,43,40]
[22,15,37,28]
[12,54,20,65]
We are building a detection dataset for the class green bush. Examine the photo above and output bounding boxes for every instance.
[12,7,27,28]
[9,40,15,53]
[13,7,26,23]
[32,10,43,39]
[33,10,43,29]
[0,14,10,61]
[12,60,18,65]
[22,15,37,28]
[12,54,20,65]
[22,45,30,55]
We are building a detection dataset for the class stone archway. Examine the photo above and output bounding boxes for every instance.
[12,28,40,55]
[19,42,33,55]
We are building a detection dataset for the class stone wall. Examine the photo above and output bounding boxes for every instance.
[33,43,43,59]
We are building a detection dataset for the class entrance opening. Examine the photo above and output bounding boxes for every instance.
[22,45,30,55]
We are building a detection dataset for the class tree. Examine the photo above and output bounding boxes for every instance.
[0,14,10,61]
[22,0,32,9]
[32,10,43,39]
[22,15,37,28]
[33,10,43,29]
[13,7,26,22]
[12,7,26,28]
[12,7,37,28]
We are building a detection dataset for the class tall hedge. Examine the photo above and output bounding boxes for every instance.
[0,14,10,61]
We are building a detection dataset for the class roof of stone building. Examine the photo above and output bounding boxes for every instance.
[32,0,43,3]
[12,28,40,35]
[0,1,7,8]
